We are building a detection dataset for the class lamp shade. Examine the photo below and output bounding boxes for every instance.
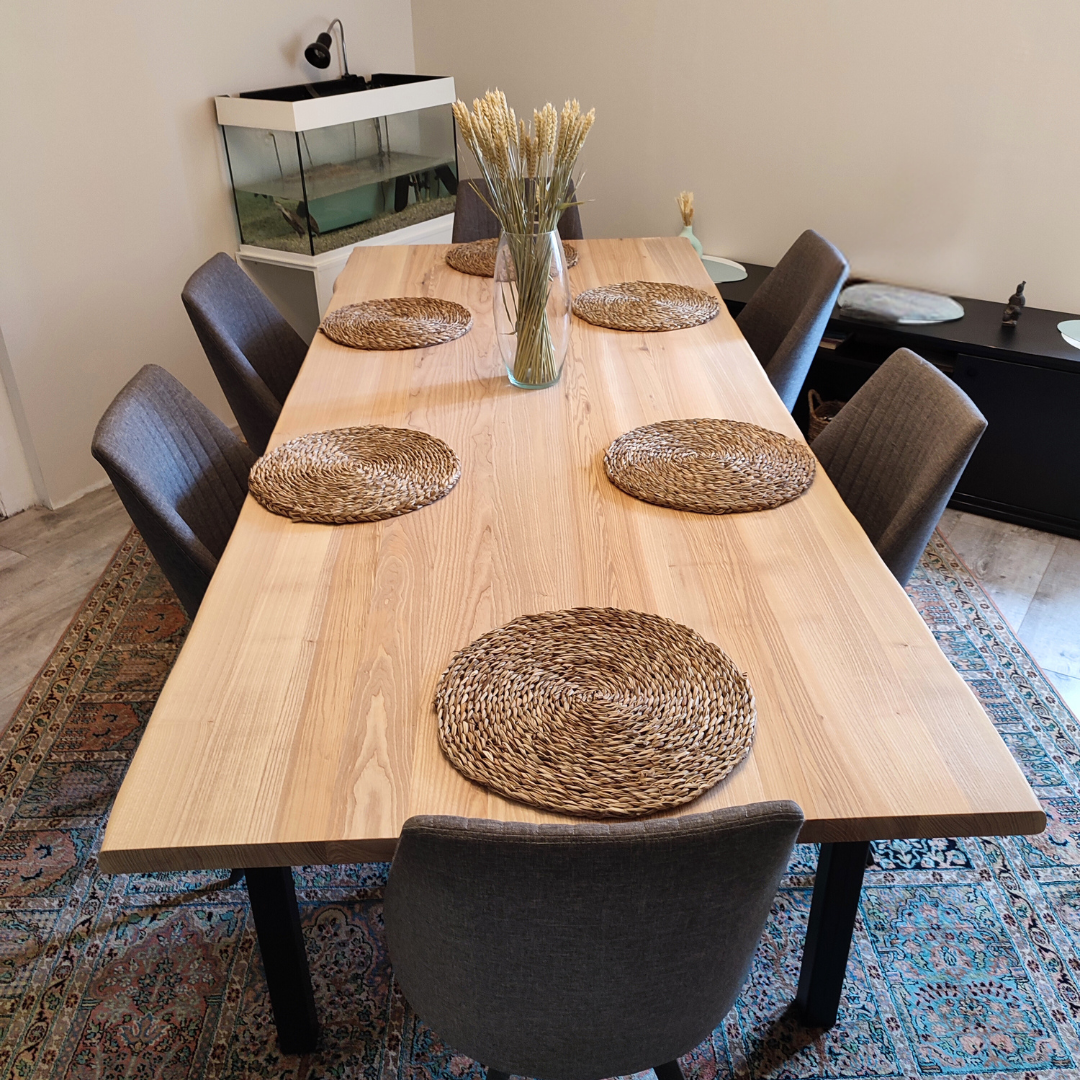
[304,32,333,69]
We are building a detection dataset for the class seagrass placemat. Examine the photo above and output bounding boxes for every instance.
[572,280,720,331]
[435,606,755,818]
[604,418,815,514]
[445,237,580,277]
[320,297,472,350]
[248,426,461,523]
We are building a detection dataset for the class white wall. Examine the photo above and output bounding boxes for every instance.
[412,0,1080,312]
[0,1,415,508]
[0,328,40,518]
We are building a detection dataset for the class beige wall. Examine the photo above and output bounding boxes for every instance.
[0,1,414,507]
[0,328,40,517]
[6,1,1076,507]
[413,0,1080,311]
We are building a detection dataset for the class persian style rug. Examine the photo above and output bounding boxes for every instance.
[1,528,1078,1079]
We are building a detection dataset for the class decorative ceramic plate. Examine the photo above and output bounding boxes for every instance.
[838,283,964,325]
[1057,320,1080,350]
[701,255,748,284]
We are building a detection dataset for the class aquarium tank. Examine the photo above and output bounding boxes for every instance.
[216,74,458,257]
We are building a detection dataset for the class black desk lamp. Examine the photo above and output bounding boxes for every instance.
[305,19,351,76]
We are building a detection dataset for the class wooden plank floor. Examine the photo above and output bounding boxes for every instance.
[0,487,130,724]
[939,509,1080,714]
[1,490,1077,733]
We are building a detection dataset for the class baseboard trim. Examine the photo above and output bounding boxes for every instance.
[948,494,1080,541]
[48,476,112,511]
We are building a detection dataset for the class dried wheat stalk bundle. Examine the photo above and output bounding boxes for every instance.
[452,92,595,387]
[451,91,595,234]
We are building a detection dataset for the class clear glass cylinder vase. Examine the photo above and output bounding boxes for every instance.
[493,230,572,389]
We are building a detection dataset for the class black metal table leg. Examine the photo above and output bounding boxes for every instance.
[245,866,320,1054]
[794,840,871,1029]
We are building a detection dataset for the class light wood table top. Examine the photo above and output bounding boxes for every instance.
[99,237,1044,874]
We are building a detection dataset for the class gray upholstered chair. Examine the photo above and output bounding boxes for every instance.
[812,347,987,587]
[182,253,307,455]
[91,364,255,619]
[384,801,804,1080]
[736,230,849,412]
[452,178,584,243]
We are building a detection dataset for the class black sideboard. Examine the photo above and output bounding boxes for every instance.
[719,265,1080,539]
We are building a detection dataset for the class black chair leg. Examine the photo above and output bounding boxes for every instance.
[654,1062,685,1080]
[227,868,246,885]
[486,1070,511,1080]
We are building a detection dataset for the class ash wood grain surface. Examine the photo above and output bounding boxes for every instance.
[99,238,1044,874]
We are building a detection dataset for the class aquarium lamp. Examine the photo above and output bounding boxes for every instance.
[305,18,351,75]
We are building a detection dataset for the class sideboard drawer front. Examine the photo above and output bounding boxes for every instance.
[952,354,1080,527]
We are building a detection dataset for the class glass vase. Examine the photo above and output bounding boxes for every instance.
[493,230,572,389]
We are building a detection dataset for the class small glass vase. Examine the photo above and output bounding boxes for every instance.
[493,230,572,389]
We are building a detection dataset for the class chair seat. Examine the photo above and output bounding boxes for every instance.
[452,178,584,244]
[811,347,987,585]
[736,230,848,412]
[182,253,308,456]
[92,364,255,617]
[384,802,803,1080]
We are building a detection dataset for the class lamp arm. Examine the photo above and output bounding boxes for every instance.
[328,18,350,77]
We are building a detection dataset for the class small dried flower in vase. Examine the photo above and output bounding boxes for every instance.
[453,91,595,388]
[677,190,694,226]
[676,190,702,257]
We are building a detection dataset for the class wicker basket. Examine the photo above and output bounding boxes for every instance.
[807,389,847,442]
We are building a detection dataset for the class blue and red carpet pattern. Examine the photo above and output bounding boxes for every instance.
[0,529,1076,1078]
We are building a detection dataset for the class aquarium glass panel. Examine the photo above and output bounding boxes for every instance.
[222,126,313,253]
[222,103,457,256]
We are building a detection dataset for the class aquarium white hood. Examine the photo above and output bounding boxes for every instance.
[215,76,456,133]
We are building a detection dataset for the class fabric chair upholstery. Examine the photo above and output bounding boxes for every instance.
[736,230,849,411]
[91,364,255,619]
[452,178,584,243]
[812,347,987,587]
[182,253,307,455]
[384,801,803,1080]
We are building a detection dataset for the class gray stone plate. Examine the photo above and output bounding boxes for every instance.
[838,282,965,324]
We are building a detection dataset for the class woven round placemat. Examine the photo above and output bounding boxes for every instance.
[445,237,580,277]
[604,418,815,514]
[320,297,472,350]
[572,280,720,332]
[435,607,755,818]
[248,426,461,524]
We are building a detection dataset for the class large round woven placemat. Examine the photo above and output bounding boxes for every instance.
[572,280,720,332]
[320,297,472,350]
[604,418,815,514]
[248,426,461,524]
[435,607,755,818]
[445,237,580,277]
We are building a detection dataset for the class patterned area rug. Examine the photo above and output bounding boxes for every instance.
[0,528,1076,1079]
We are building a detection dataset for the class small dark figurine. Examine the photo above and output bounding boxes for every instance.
[1002,281,1027,327]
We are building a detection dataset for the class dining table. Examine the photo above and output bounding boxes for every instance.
[98,236,1045,1054]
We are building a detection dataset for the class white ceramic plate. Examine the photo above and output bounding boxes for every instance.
[1057,320,1080,350]
[701,255,748,284]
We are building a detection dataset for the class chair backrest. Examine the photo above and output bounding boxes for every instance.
[181,253,307,455]
[451,178,584,243]
[736,230,849,411]
[384,801,803,1080]
[91,364,255,618]
[812,347,987,586]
